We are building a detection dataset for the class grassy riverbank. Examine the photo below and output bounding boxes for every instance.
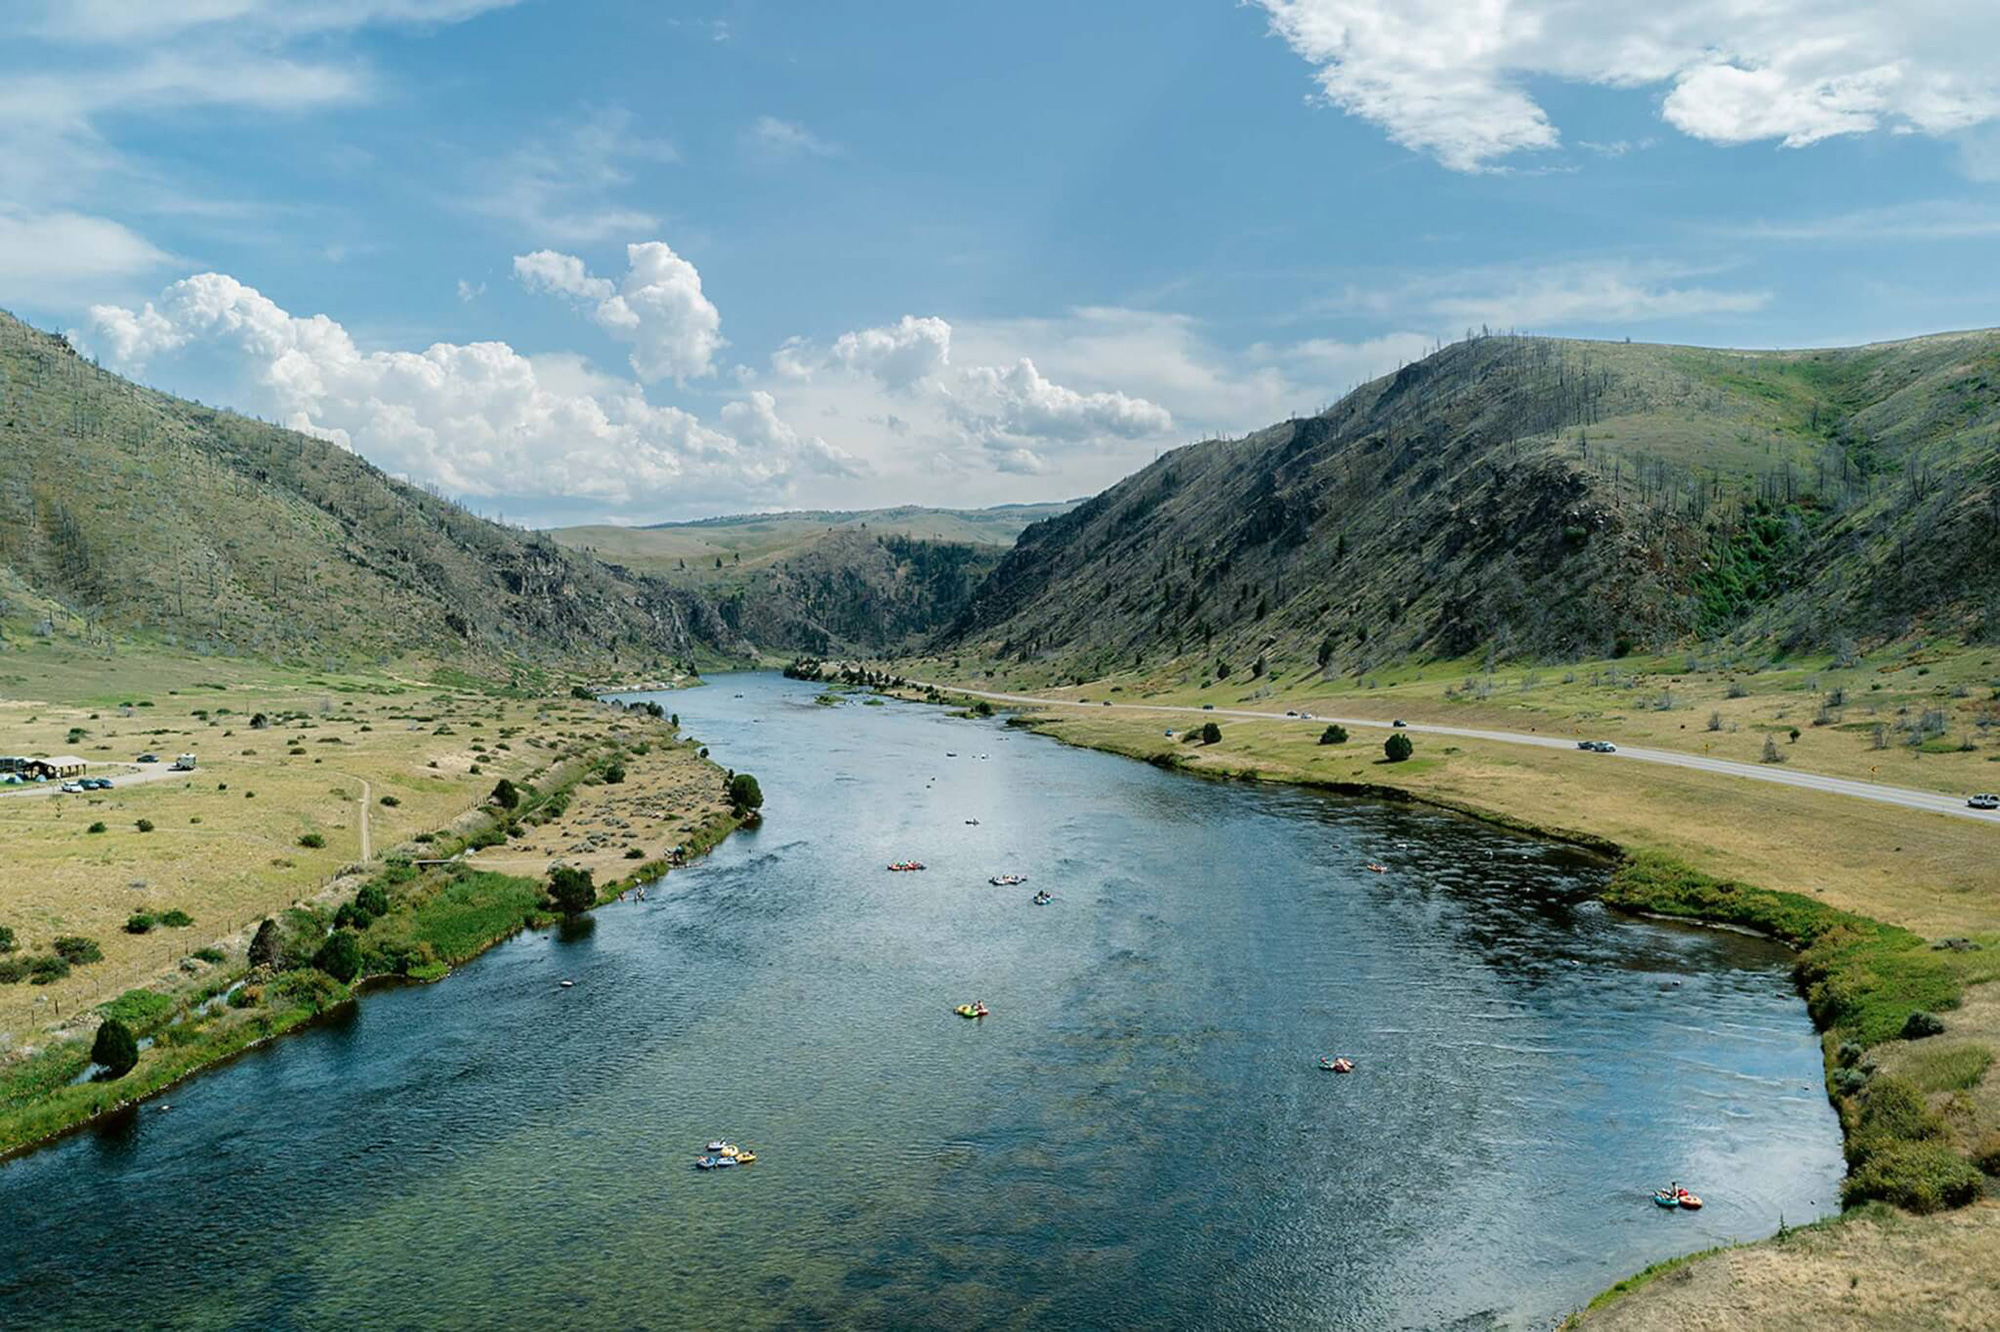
[890,676,2000,1326]
[0,685,741,1160]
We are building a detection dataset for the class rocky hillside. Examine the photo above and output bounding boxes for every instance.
[553,502,1071,655]
[0,311,751,669]
[945,331,2000,676]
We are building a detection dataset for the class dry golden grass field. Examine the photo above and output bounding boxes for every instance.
[0,642,698,1050]
[1571,1203,2000,1330]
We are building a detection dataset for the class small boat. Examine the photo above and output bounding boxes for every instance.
[1032,892,1052,906]
[694,1154,740,1170]
[965,818,981,826]
[1317,1057,1355,1074]
[707,1141,728,1153]
[888,861,928,872]
[1364,863,1388,874]
[954,1003,989,1019]
[558,979,575,988]
[1678,1192,1703,1210]
[946,751,957,758]
[734,1149,757,1164]
[717,1143,740,1159]
[989,873,1028,886]
[1651,1191,1681,1208]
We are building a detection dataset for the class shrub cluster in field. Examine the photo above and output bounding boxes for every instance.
[1604,850,2000,1213]
[0,929,106,986]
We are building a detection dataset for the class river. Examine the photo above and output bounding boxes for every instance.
[0,671,1842,1329]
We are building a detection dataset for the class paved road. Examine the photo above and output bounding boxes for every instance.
[0,762,195,802]
[915,682,2000,827]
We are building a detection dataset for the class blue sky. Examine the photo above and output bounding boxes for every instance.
[5,1,1999,525]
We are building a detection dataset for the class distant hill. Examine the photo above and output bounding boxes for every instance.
[553,501,1074,570]
[0,311,751,670]
[945,331,2000,675]
[550,501,1075,655]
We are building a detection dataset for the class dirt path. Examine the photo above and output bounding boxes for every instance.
[358,779,371,861]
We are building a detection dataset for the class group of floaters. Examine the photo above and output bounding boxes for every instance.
[954,1001,991,1019]
[989,873,1028,886]
[694,1140,758,1170]
[888,860,927,872]
[1316,1056,1356,1074]
[1652,1184,1703,1210]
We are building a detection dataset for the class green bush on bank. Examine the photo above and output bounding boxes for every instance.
[1606,850,2000,1217]
[1603,850,1997,1046]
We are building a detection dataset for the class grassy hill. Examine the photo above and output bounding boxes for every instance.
[553,501,1073,572]
[0,311,751,672]
[552,502,1073,655]
[945,331,2000,676]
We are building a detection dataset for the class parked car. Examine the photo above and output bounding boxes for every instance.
[1969,793,2000,810]
[59,781,83,793]
[1595,742,1619,753]
[94,778,114,790]
[1102,700,1112,706]
[1285,710,1298,717]
[1392,719,1408,728]
[1201,704,1215,710]
[1300,712,1315,720]
[136,753,159,763]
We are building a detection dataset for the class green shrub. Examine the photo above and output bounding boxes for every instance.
[135,818,154,833]
[356,883,389,917]
[1903,1011,1947,1040]
[248,918,282,969]
[269,967,347,1015]
[624,848,646,859]
[1851,1075,1944,1154]
[297,832,327,849]
[0,958,29,984]
[51,936,102,965]
[193,946,226,964]
[1318,725,1348,745]
[159,909,192,928]
[90,1018,139,1078]
[728,773,763,813]
[87,821,107,834]
[490,778,519,809]
[378,794,401,807]
[1200,721,1222,745]
[312,930,363,983]
[0,925,13,954]
[1383,732,1413,762]
[548,865,596,916]
[1842,1141,1983,1212]
[1974,1134,2000,1176]
[125,913,156,934]
[601,763,625,784]
[98,989,174,1035]
[28,955,69,984]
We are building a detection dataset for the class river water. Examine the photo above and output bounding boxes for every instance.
[0,671,1841,1330]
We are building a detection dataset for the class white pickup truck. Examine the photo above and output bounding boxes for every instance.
[170,753,197,771]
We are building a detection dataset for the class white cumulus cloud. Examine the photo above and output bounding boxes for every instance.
[830,315,952,390]
[515,241,725,384]
[1257,1,2000,171]
[83,271,851,516]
